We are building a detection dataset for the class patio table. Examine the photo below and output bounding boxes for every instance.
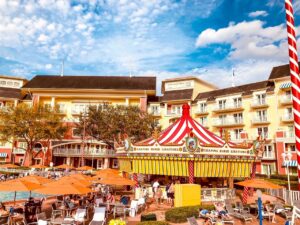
[50,217,75,225]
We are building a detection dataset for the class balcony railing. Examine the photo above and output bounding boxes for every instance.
[195,108,208,114]
[251,117,269,124]
[13,148,26,154]
[166,111,182,117]
[263,152,276,160]
[150,111,160,116]
[53,148,115,157]
[199,121,208,127]
[281,114,294,122]
[251,100,268,108]
[212,118,244,127]
[280,95,292,105]
[213,103,243,112]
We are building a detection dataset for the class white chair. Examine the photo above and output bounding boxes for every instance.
[95,198,104,207]
[74,208,87,224]
[125,200,138,217]
[89,207,106,225]
[137,198,146,212]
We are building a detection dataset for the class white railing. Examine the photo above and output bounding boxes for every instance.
[282,114,294,121]
[212,118,243,126]
[196,109,208,114]
[262,152,275,159]
[252,117,269,123]
[13,148,26,154]
[280,95,293,104]
[199,121,208,127]
[53,148,115,156]
[201,188,235,202]
[150,111,160,116]
[251,99,267,107]
[213,103,242,111]
[266,188,300,205]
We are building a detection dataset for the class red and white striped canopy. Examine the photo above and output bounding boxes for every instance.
[137,104,231,147]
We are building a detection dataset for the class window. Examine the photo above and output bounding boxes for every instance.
[286,90,292,98]
[233,113,243,123]
[14,82,19,87]
[199,103,207,113]
[72,103,88,114]
[287,144,296,152]
[34,158,42,165]
[256,93,266,105]
[263,145,274,159]
[7,81,13,86]
[19,158,24,165]
[171,105,181,115]
[44,103,51,110]
[233,129,243,140]
[261,163,276,176]
[57,103,66,113]
[0,81,6,86]
[199,117,207,126]
[150,105,160,114]
[257,110,267,121]
[218,100,226,109]
[258,127,268,139]
[286,108,293,119]
[233,97,242,108]
[0,157,6,162]
[219,115,227,124]
[72,128,82,137]
[112,159,119,168]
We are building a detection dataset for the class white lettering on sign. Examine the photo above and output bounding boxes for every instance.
[165,80,194,91]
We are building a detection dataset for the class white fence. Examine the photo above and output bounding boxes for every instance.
[267,188,300,205]
[201,188,235,202]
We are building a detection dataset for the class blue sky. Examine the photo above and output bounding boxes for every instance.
[0,0,300,88]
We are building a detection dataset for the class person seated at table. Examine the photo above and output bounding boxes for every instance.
[0,203,8,216]
[106,192,115,204]
[214,202,232,219]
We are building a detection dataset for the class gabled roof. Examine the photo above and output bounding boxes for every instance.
[0,87,21,99]
[160,89,193,102]
[23,75,156,90]
[195,80,273,101]
[268,63,300,80]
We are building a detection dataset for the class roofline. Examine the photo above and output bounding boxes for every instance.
[0,75,27,81]
[34,74,156,78]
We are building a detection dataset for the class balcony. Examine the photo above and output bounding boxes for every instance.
[165,111,182,117]
[251,117,270,125]
[279,95,293,105]
[251,100,268,109]
[212,118,244,127]
[199,121,209,128]
[212,103,243,113]
[53,148,115,157]
[281,114,294,123]
[262,152,276,160]
[149,110,161,117]
[13,148,25,154]
[195,108,209,115]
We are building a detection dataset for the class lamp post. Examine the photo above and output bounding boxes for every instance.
[257,189,263,225]
[282,151,293,205]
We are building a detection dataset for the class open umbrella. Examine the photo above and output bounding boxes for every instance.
[97,177,136,186]
[68,174,94,181]
[92,172,121,180]
[44,176,92,187]
[76,166,93,171]
[30,164,48,169]
[34,182,93,195]
[235,179,283,189]
[0,163,19,169]
[19,175,52,185]
[0,179,44,204]
[94,168,119,175]
[55,164,74,170]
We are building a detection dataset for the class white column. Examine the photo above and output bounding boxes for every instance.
[50,97,55,109]
[164,103,168,115]
[104,158,109,169]
[125,98,129,106]
[66,157,71,165]
[14,100,18,107]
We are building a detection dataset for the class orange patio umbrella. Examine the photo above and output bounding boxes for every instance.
[55,164,74,170]
[235,179,283,189]
[34,182,93,195]
[19,175,52,185]
[0,163,19,168]
[50,176,92,187]
[0,179,44,204]
[92,172,122,180]
[98,177,136,186]
[68,174,94,181]
[94,168,119,175]
[30,164,48,169]
[76,166,93,171]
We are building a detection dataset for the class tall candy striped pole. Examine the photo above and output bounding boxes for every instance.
[285,0,300,188]
[242,163,257,204]
[188,160,194,184]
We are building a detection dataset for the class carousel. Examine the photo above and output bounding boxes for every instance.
[116,104,262,186]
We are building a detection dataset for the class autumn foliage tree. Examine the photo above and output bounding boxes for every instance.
[0,103,67,166]
[77,104,160,147]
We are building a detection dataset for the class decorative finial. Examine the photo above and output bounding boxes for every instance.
[152,127,159,141]
[182,104,190,117]
[224,129,231,143]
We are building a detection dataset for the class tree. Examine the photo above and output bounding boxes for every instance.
[77,104,160,147]
[0,103,68,166]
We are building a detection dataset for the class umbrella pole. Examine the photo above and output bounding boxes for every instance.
[14,191,16,206]
[29,190,32,198]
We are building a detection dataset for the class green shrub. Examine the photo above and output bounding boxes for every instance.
[141,213,157,222]
[137,222,170,225]
[165,206,200,223]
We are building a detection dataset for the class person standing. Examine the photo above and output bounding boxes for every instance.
[152,179,160,195]
[168,181,175,206]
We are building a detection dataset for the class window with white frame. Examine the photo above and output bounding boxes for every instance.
[233,113,243,123]
[263,145,274,159]
[261,163,276,176]
[44,103,51,110]
[150,105,160,114]
[285,90,292,99]
[287,144,296,152]
[72,128,82,137]
[286,108,293,119]
[256,110,267,121]
[258,127,268,139]
[256,93,266,105]
[112,159,119,168]
[72,103,88,114]
[233,129,243,140]
[171,105,181,115]
[57,103,66,113]
[287,126,295,138]
[233,97,242,108]
[218,100,226,109]
[199,103,207,113]
[219,115,227,124]
[199,117,207,126]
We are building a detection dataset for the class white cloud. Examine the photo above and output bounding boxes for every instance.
[45,63,52,69]
[249,10,268,18]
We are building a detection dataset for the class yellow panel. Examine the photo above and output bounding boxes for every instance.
[175,184,201,207]
[174,160,179,176]
[145,159,149,174]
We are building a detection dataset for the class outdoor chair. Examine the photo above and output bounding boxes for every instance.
[124,200,138,217]
[274,202,292,221]
[113,204,126,219]
[95,198,104,207]
[137,198,146,212]
[0,215,10,225]
[234,201,250,213]
[259,204,275,223]
[74,208,87,225]
[16,215,48,225]
[51,203,63,219]
[89,207,106,225]
[225,201,252,223]
[36,212,51,222]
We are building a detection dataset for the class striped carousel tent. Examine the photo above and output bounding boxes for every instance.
[137,104,233,147]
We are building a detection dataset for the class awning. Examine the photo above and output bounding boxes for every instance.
[119,159,132,173]
[0,153,7,157]
[194,161,251,178]
[280,82,292,89]
[283,160,297,167]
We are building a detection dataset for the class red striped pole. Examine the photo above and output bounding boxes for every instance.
[285,0,300,189]
[188,160,194,184]
[242,163,257,204]
[133,173,139,188]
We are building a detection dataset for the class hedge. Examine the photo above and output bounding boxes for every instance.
[137,222,170,225]
[165,206,198,223]
[141,213,157,222]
